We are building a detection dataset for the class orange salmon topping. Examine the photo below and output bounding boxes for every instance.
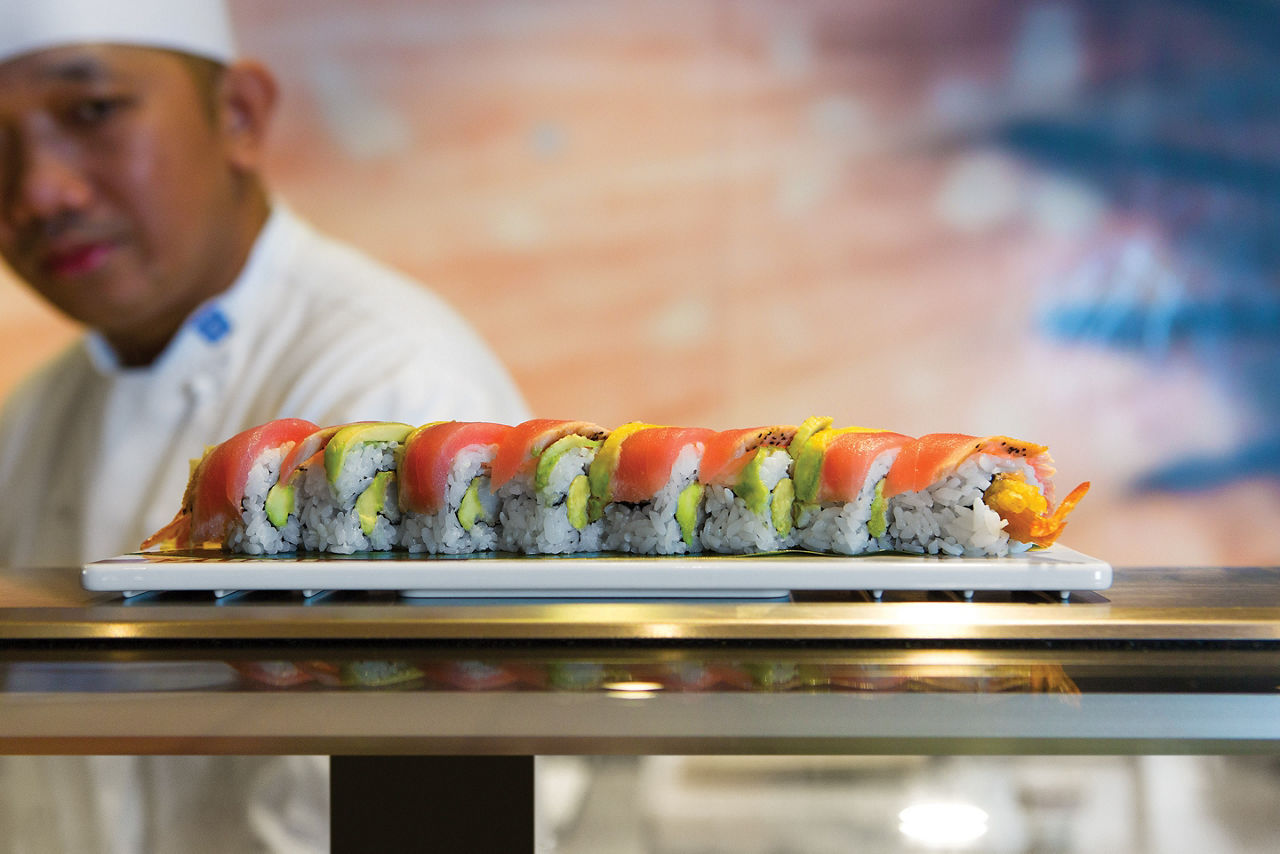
[817,431,912,503]
[276,424,347,486]
[399,421,511,515]
[489,419,608,489]
[699,426,797,487]
[883,433,1056,499]
[141,418,319,550]
[610,426,715,503]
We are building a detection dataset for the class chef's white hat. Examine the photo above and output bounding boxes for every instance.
[0,0,237,65]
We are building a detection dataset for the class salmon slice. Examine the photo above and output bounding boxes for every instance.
[398,421,512,515]
[140,418,318,550]
[489,419,609,490]
[699,426,797,488]
[815,430,913,503]
[276,424,349,487]
[607,426,715,503]
[882,434,1055,499]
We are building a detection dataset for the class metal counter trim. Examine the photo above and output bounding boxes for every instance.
[3,692,1278,754]
[2,566,1280,644]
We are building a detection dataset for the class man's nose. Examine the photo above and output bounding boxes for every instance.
[2,137,93,229]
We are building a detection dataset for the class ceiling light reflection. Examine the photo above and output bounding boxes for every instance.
[898,802,989,848]
[602,680,664,699]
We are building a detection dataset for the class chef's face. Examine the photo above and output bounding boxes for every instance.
[0,45,255,363]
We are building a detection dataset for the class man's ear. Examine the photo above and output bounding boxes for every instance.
[218,60,278,171]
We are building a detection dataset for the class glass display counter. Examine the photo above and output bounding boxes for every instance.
[2,565,1278,754]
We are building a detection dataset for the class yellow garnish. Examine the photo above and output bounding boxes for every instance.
[984,473,1090,547]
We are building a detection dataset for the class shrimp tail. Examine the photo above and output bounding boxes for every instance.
[139,512,192,551]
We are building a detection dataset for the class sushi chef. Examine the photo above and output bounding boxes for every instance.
[0,1,529,852]
[0,0,529,570]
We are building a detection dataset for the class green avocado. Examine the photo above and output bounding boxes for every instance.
[264,483,295,529]
[355,470,397,536]
[770,477,795,537]
[587,422,655,512]
[566,474,591,531]
[793,500,816,530]
[325,422,413,487]
[535,434,603,495]
[867,478,888,539]
[792,426,874,504]
[340,660,424,688]
[787,415,833,458]
[791,437,827,504]
[456,476,493,532]
[731,448,776,516]
[676,481,705,547]
[742,661,800,690]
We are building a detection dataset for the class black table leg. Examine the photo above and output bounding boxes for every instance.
[331,755,534,853]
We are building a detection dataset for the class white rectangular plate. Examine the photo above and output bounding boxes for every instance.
[82,545,1111,599]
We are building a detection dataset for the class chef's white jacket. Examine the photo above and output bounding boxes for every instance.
[0,206,531,854]
[0,204,530,568]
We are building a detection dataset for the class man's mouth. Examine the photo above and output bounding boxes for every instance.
[43,241,115,277]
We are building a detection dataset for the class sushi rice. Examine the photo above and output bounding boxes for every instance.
[602,444,702,555]
[401,445,501,554]
[296,441,402,553]
[794,449,898,556]
[497,443,602,554]
[700,448,795,554]
[229,446,298,555]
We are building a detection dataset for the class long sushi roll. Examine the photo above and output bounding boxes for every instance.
[398,420,511,554]
[884,433,1091,556]
[292,421,413,553]
[141,418,319,554]
[489,419,610,554]
[697,424,800,554]
[589,424,715,554]
[790,419,913,555]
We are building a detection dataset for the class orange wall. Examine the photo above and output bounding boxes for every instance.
[0,272,76,398]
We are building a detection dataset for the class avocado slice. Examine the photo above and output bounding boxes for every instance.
[867,478,889,539]
[340,660,424,688]
[586,495,606,525]
[793,500,817,530]
[587,421,656,521]
[676,481,705,547]
[456,476,492,532]
[565,474,591,531]
[791,432,831,504]
[731,447,784,516]
[325,422,413,487]
[792,426,879,503]
[535,434,603,495]
[787,416,833,458]
[355,470,397,536]
[264,482,295,529]
[770,477,795,537]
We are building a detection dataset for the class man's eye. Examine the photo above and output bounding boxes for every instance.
[68,98,127,125]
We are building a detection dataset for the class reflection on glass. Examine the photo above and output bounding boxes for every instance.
[603,680,665,700]
[9,648,1277,697]
[220,657,1081,696]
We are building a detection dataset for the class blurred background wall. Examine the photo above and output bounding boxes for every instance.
[2,0,1276,566]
